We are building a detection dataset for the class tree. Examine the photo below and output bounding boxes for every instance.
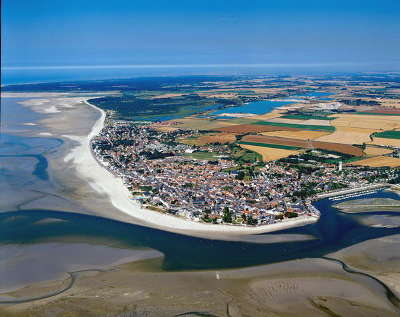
[222,207,232,223]
[236,171,245,180]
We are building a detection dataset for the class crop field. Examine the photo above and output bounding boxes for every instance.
[183,151,222,160]
[350,156,400,168]
[261,130,330,140]
[213,124,297,134]
[198,133,237,144]
[357,111,400,116]
[238,141,300,150]
[242,135,364,156]
[172,118,237,130]
[180,133,237,145]
[269,117,332,126]
[315,127,378,144]
[332,114,400,130]
[281,114,334,121]
[373,131,400,139]
[369,137,400,147]
[254,121,336,132]
[239,144,300,162]
[364,146,393,156]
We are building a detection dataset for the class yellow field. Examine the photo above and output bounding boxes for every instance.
[369,137,400,147]
[152,126,179,132]
[261,130,330,140]
[172,118,237,130]
[269,117,332,126]
[249,111,283,121]
[197,133,236,144]
[316,127,378,145]
[364,146,393,156]
[180,133,236,145]
[331,114,400,130]
[239,144,299,162]
[350,156,400,168]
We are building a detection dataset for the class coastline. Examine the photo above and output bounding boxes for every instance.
[76,99,319,234]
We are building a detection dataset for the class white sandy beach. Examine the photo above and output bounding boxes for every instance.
[60,99,319,234]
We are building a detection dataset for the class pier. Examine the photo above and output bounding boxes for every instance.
[316,183,390,200]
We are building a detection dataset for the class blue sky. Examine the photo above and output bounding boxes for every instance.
[2,0,400,70]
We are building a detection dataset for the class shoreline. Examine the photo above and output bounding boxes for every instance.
[80,99,319,234]
[2,92,319,234]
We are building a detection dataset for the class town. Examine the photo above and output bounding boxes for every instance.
[91,118,399,227]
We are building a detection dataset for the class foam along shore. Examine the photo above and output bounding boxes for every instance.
[63,100,319,234]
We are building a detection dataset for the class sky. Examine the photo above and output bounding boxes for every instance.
[1,0,400,72]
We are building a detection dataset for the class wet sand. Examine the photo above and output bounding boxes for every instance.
[2,257,398,317]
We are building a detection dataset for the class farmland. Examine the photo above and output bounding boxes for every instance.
[350,156,400,168]
[238,144,300,162]
[280,114,335,121]
[179,133,237,145]
[369,137,400,147]
[254,121,336,132]
[173,118,237,130]
[213,124,294,134]
[364,146,393,156]
[331,114,400,130]
[373,131,400,139]
[261,130,330,140]
[241,135,364,156]
[316,127,378,144]
[238,141,300,150]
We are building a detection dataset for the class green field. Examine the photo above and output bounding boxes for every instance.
[183,151,222,160]
[254,121,336,132]
[238,141,301,150]
[373,130,400,139]
[281,114,335,121]
[357,112,400,116]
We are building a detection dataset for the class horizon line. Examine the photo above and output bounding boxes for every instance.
[2,62,383,71]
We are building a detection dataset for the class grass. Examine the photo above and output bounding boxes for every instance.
[280,114,335,121]
[357,112,400,116]
[238,141,301,150]
[183,151,221,160]
[230,145,263,163]
[373,131,400,139]
[254,121,336,132]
